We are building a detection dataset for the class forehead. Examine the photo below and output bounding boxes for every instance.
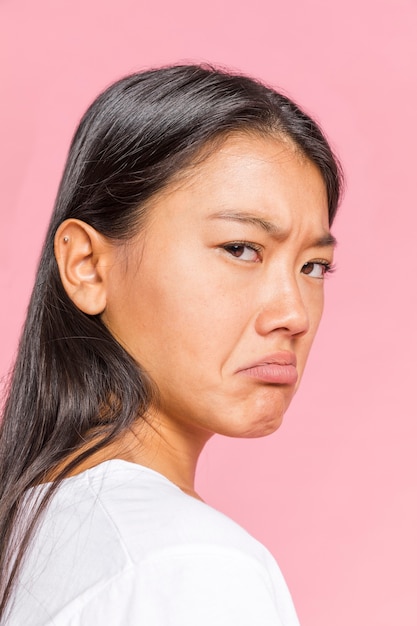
[153,133,330,234]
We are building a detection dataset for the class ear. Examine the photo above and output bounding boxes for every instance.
[54,219,113,315]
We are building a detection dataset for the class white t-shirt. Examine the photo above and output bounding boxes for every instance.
[7,460,300,625]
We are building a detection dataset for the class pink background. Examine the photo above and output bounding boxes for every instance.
[1,0,416,623]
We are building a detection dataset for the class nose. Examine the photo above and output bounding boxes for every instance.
[254,275,310,338]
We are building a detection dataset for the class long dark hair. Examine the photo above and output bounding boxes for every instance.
[0,64,343,619]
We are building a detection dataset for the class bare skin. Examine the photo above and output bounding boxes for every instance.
[54,134,335,498]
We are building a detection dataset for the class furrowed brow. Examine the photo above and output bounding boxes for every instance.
[311,232,337,248]
[208,211,285,237]
[208,210,337,247]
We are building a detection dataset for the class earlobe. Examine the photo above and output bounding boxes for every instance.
[54,219,111,315]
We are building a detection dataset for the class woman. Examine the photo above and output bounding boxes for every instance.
[0,64,342,625]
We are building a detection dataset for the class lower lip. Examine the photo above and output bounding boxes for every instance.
[239,364,298,385]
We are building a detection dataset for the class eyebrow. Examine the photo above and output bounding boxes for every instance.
[208,210,337,247]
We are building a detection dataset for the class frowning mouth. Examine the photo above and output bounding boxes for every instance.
[236,352,298,385]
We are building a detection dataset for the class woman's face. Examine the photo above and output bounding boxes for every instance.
[102,134,335,441]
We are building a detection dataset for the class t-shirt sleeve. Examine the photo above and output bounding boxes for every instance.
[71,546,299,626]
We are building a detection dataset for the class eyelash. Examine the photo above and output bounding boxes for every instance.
[301,260,335,279]
[221,242,335,277]
[221,241,262,261]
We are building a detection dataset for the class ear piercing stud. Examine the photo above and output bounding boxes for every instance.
[63,236,69,243]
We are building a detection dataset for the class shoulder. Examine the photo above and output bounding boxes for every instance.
[76,460,299,625]
[22,460,277,575]
[70,545,300,626]
[9,461,299,626]
[78,460,275,567]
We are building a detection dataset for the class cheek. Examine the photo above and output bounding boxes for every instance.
[310,288,325,332]
[297,284,325,370]
[121,254,251,371]
[301,275,325,326]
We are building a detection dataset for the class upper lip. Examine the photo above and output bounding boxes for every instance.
[237,351,297,372]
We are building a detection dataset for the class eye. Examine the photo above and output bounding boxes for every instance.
[222,242,262,262]
[301,261,333,278]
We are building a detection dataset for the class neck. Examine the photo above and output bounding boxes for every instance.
[125,413,211,499]
[46,411,212,501]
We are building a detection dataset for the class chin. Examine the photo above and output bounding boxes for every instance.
[241,417,285,439]
[235,391,292,438]
[219,408,286,439]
